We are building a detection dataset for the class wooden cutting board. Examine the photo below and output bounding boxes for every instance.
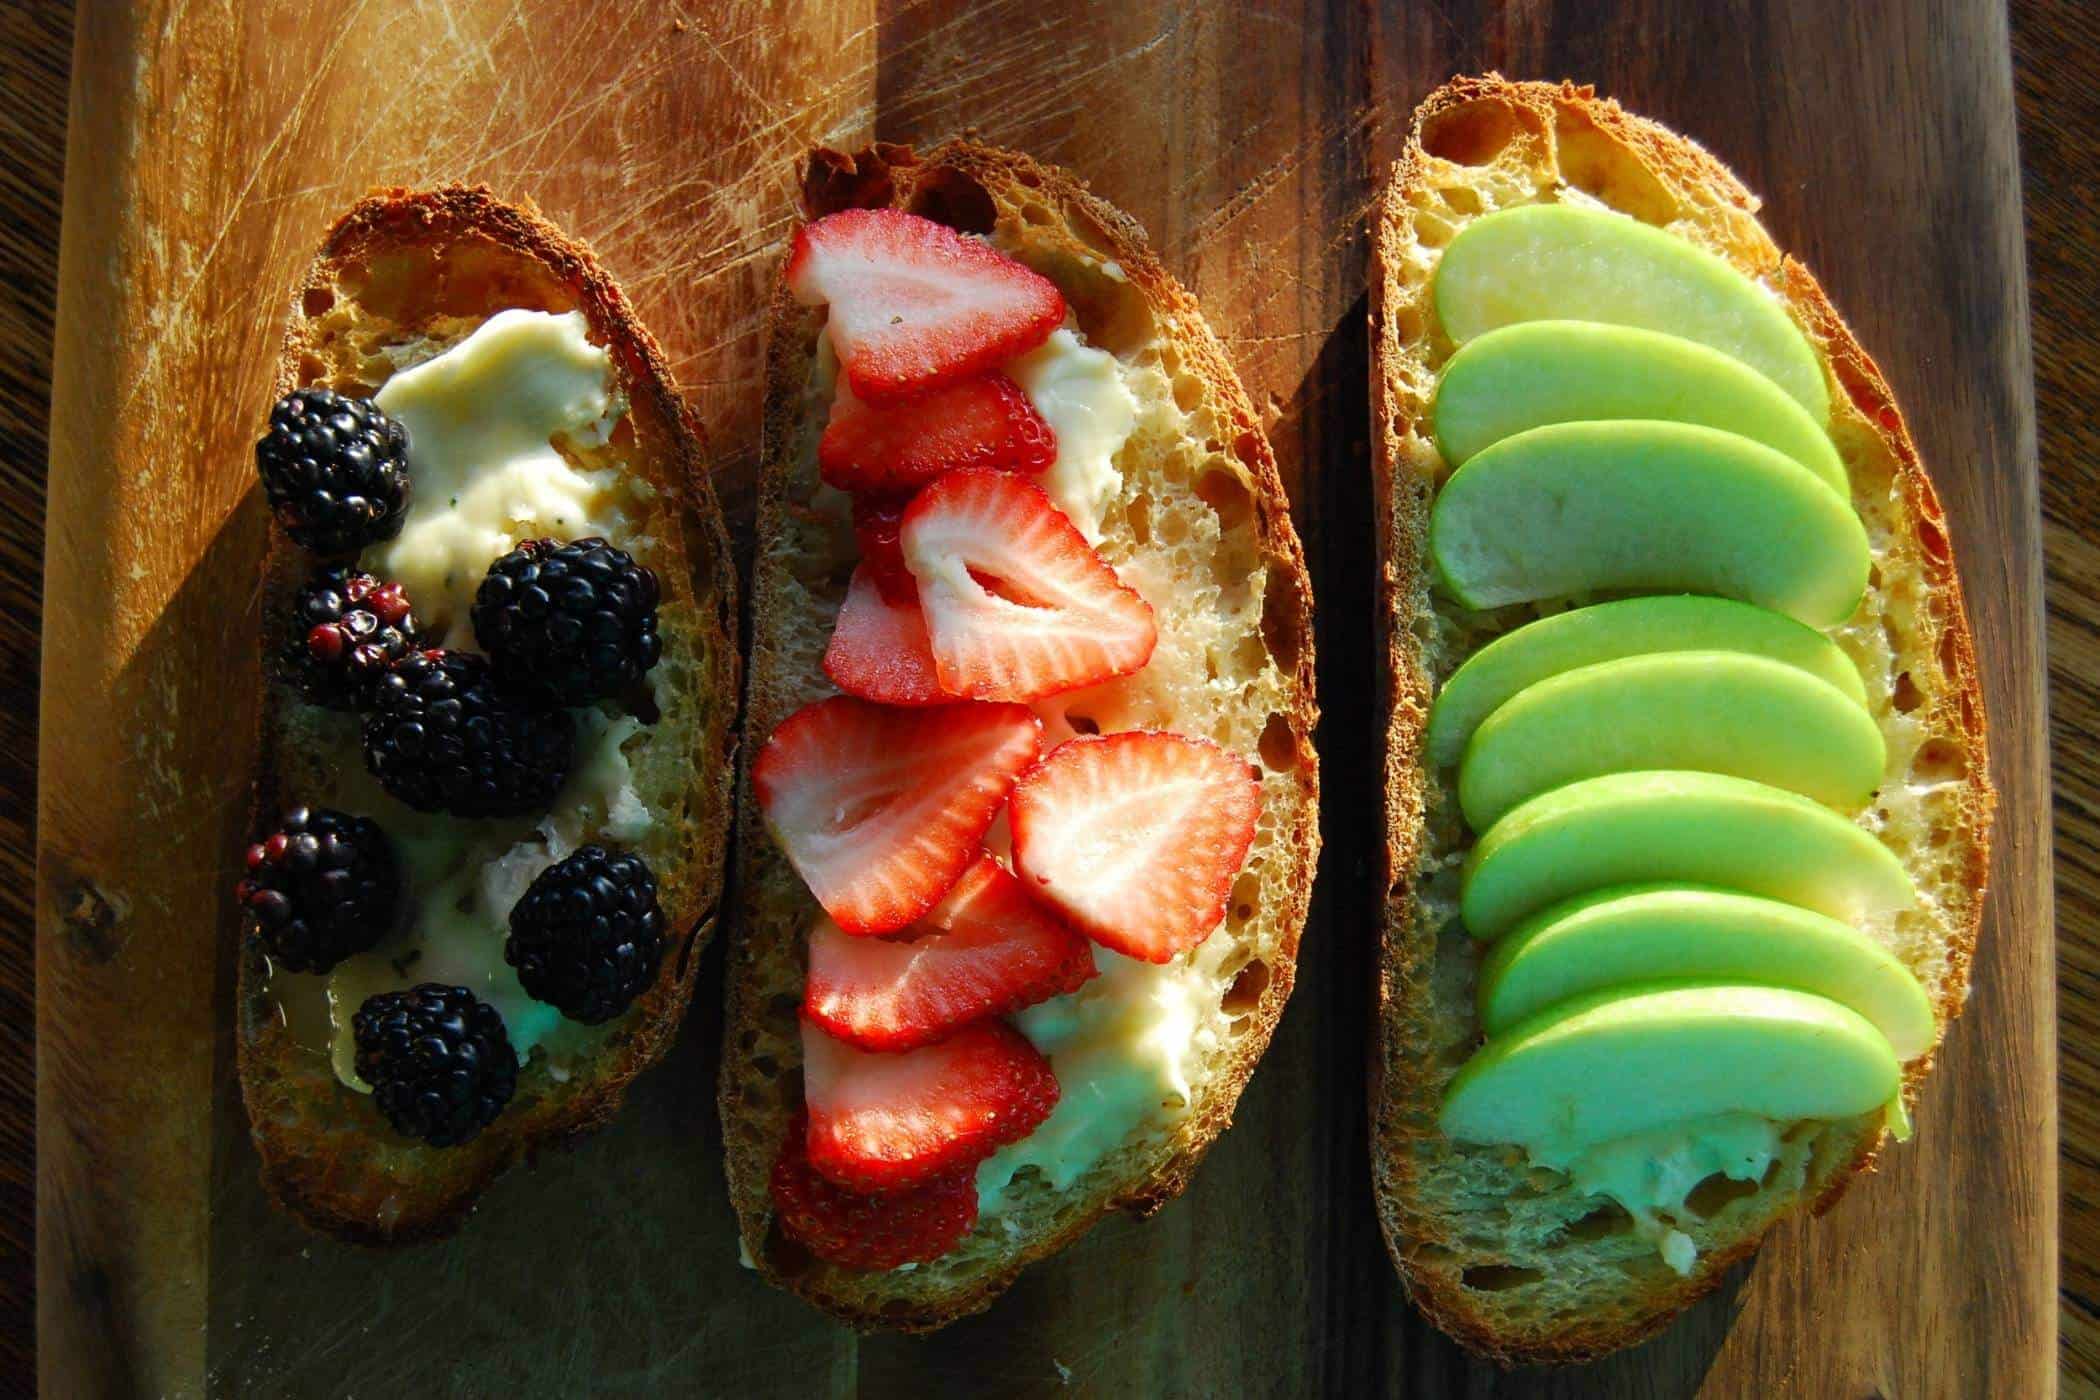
[37,1,2051,1393]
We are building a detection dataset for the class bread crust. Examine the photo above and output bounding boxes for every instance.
[720,141,1320,1330]
[237,186,739,1245]
[1369,78,1994,1365]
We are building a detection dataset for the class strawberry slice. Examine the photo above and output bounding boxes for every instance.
[805,856,1098,1051]
[753,696,1039,935]
[1010,732,1263,963]
[823,566,947,707]
[770,1110,977,1270]
[821,373,1057,496]
[786,209,1065,402]
[850,494,919,604]
[901,470,1157,702]
[803,1017,1060,1191]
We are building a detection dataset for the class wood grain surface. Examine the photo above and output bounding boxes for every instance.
[9,0,2072,1394]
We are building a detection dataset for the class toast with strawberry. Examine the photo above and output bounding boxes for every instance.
[720,142,1320,1329]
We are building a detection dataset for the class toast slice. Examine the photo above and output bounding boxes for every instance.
[237,187,740,1244]
[1369,77,1995,1364]
[720,142,1320,1329]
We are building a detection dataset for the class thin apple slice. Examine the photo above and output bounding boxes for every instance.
[1459,770,1913,940]
[1456,649,1885,828]
[1477,883,1935,1058]
[1433,204,1829,420]
[1429,420,1868,626]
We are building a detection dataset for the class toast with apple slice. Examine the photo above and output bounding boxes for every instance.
[237,187,739,1243]
[1371,77,1993,1363]
[720,141,1319,1329]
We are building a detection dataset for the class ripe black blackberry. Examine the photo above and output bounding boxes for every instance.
[237,807,399,973]
[505,846,666,1024]
[472,538,663,705]
[283,566,421,710]
[352,984,518,1147]
[362,649,574,817]
[255,388,413,555]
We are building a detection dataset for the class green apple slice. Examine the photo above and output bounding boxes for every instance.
[1431,320,1845,490]
[1433,204,1829,421]
[1440,982,1900,1152]
[1429,420,1869,627]
[1477,884,1936,1058]
[1425,596,1867,769]
[1459,770,1913,940]
[1457,650,1885,828]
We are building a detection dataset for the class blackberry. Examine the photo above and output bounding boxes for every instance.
[362,650,574,817]
[237,807,399,973]
[283,566,421,710]
[255,388,413,555]
[505,846,666,1024]
[352,984,518,1147]
[472,538,662,705]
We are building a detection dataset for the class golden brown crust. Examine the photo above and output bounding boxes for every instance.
[721,141,1319,1329]
[237,186,739,1245]
[1369,78,1994,1365]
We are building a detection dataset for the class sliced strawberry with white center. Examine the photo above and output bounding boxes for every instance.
[823,566,946,707]
[901,470,1157,702]
[769,1110,978,1270]
[850,494,919,604]
[754,696,1040,934]
[802,1017,1060,1191]
[805,856,1098,1051]
[787,208,1066,402]
[821,372,1057,497]
[1010,732,1263,963]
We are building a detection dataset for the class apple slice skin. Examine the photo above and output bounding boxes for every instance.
[1439,981,1900,1154]
[1429,420,1870,627]
[1459,770,1915,940]
[1432,320,1846,491]
[1432,204,1830,422]
[1476,883,1936,1058]
[1425,596,1867,769]
[1457,649,1887,829]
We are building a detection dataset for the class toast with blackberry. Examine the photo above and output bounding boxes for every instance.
[236,187,739,1244]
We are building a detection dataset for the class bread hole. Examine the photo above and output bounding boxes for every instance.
[907,169,997,235]
[1916,514,1951,565]
[301,286,335,319]
[1258,713,1296,773]
[1438,186,1484,217]
[1938,623,1963,686]
[1892,670,1924,714]
[1227,872,1261,929]
[1157,511,1189,546]
[1461,1264,1543,1293]
[1681,1170,1764,1221]
[1233,631,1268,678]
[1552,106,1681,226]
[1020,202,1056,227]
[1420,99,1537,167]
[1223,958,1270,1014]
[1231,432,1265,472]
[751,1055,778,1078]
[1066,713,1100,736]
[1260,569,1307,674]
[1172,374,1204,413]
[1560,1203,1633,1242]
[1195,467,1255,533]
[298,354,327,384]
[1125,493,1153,545]
[767,993,801,1020]
[1065,274,1156,357]
[879,1298,919,1320]
[1912,737,1966,783]
[1390,298,1426,346]
[739,1029,761,1053]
